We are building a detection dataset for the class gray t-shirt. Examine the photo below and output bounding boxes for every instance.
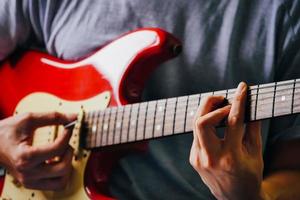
[1,0,300,199]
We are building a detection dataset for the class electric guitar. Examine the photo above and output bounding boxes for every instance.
[0,28,299,199]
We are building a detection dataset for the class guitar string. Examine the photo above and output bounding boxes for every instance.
[86,102,300,147]
[85,90,299,138]
[88,88,300,119]
[39,100,299,146]
[76,81,300,147]
[88,81,299,116]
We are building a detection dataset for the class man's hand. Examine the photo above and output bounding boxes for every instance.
[190,82,265,200]
[0,112,76,190]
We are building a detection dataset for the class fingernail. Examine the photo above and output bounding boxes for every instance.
[237,82,246,94]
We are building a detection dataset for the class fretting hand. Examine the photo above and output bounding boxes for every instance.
[190,82,264,200]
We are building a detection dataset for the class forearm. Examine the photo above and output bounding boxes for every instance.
[261,170,300,200]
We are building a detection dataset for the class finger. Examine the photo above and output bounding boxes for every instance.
[244,121,262,155]
[198,96,226,116]
[194,105,231,154]
[189,138,201,169]
[226,82,247,146]
[193,95,227,151]
[26,146,73,180]
[25,128,73,165]
[23,173,72,191]
[19,112,77,131]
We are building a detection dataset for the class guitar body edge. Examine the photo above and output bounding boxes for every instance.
[0,28,181,199]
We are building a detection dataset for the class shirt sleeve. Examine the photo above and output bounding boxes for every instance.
[268,0,300,143]
[0,0,31,61]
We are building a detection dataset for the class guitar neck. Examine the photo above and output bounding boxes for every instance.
[83,79,300,149]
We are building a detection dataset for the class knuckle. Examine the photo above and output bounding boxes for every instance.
[227,116,238,127]
[200,154,215,170]
[15,160,27,172]
[18,174,30,187]
[14,153,31,172]
[52,112,63,121]
[195,117,207,129]
[219,154,236,172]
[18,113,35,129]
[22,112,34,121]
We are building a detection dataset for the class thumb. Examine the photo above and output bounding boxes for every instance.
[244,121,262,155]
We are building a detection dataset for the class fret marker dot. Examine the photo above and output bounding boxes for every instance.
[281,96,286,101]
[116,122,121,128]
[92,126,97,133]
[158,106,163,112]
[103,124,108,131]
[190,111,195,116]
[131,120,136,126]
[156,125,161,131]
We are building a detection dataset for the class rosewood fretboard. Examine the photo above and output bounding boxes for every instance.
[83,79,300,149]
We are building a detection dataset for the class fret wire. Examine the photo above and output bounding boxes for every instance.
[152,100,158,139]
[143,101,149,140]
[105,107,112,145]
[254,85,259,120]
[291,79,296,114]
[119,105,126,144]
[271,82,277,117]
[124,104,132,143]
[134,103,141,142]
[111,107,118,145]
[99,110,105,146]
[172,97,178,135]
[161,99,167,136]
[183,95,190,132]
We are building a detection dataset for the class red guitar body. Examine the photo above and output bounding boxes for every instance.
[0,28,181,199]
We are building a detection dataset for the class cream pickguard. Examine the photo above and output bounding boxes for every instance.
[1,92,111,200]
